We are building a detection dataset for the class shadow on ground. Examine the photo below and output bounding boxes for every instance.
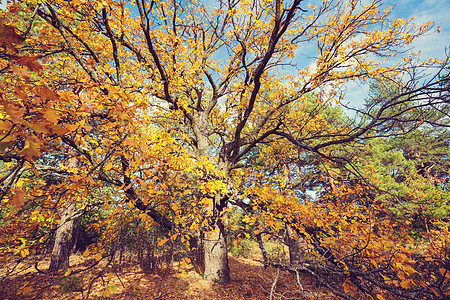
[0,255,336,299]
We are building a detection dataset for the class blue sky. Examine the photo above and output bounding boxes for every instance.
[2,0,447,55]
[1,0,448,108]
[394,0,449,58]
[305,0,450,110]
[345,0,448,110]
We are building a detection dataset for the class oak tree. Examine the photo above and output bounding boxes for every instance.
[0,0,449,298]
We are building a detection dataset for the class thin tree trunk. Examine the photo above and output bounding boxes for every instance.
[189,233,205,274]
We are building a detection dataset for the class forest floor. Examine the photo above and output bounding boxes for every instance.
[0,248,338,300]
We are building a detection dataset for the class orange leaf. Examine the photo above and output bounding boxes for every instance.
[37,86,58,101]
[17,141,41,161]
[400,279,412,289]
[104,198,110,210]
[158,238,168,246]
[0,99,24,123]
[0,120,12,131]
[10,190,26,208]
[21,285,33,296]
[43,109,60,124]
[0,18,24,50]
[16,55,42,72]
[11,64,31,77]
[82,248,90,257]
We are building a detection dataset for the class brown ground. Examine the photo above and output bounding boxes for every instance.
[0,254,336,300]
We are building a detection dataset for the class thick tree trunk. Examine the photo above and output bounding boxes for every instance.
[285,225,304,267]
[71,217,80,253]
[49,148,78,273]
[203,221,230,283]
[48,202,75,273]
[191,126,231,282]
[202,187,230,283]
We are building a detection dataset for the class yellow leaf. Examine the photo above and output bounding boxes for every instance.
[158,238,168,246]
[82,248,90,257]
[103,288,111,297]
[20,248,29,258]
[64,268,71,277]
[43,109,60,124]
[94,253,102,261]
[376,294,386,300]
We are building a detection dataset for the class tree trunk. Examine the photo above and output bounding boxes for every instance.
[189,233,205,274]
[71,217,80,253]
[201,179,231,283]
[203,220,230,283]
[190,126,231,282]
[48,202,75,273]
[285,225,304,267]
[48,148,78,273]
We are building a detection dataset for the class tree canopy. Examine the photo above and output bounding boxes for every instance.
[0,0,449,299]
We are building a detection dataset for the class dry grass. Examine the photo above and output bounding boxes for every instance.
[0,249,337,300]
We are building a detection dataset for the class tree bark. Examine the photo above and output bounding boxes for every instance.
[71,217,80,253]
[285,225,304,267]
[203,220,230,283]
[48,148,78,273]
[48,202,76,272]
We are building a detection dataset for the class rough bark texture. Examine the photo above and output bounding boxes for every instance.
[195,125,231,283]
[285,225,304,267]
[48,202,75,272]
[71,218,80,254]
[203,221,230,283]
[48,148,78,273]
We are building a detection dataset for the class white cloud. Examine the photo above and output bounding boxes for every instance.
[0,1,7,10]
[395,0,450,59]
[341,80,370,111]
